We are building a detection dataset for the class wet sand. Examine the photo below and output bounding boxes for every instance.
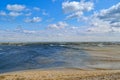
[84,46,120,70]
[0,69,120,80]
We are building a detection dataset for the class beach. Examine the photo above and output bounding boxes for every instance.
[0,69,120,80]
[0,42,120,80]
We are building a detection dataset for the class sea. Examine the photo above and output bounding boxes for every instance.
[0,42,120,73]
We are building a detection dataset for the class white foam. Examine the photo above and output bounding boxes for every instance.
[50,44,54,46]
[59,45,66,46]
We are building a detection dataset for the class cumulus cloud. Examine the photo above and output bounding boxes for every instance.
[24,17,42,23]
[47,22,68,29]
[62,1,120,33]
[87,18,112,33]
[94,2,120,27]
[0,4,44,22]
[7,4,26,12]
[62,1,94,19]
[0,4,26,17]
[62,1,94,13]
[111,22,120,27]
[0,11,22,17]
[0,11,7,16]
[66,11,83,19]
[88,2,120,33]
[9,12,22,17]
[1,1,120,42]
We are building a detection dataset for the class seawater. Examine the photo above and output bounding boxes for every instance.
[0,43,91,73]
[0,43,120,73]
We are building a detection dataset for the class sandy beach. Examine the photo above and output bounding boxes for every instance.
[0,43,120,80]
[0,69,120,80]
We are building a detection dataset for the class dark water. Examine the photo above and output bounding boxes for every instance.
[0,43,91,73]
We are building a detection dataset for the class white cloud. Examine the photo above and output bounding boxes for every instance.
[111,22,120,27]
[62,1,92,13]
[1,1,120,42]
[87,2,120,33]
[62,1,94,19]
[25,12,32,16]
[48,22,68,29]
[7,4,26,12]
[0,11,7,16]
[1,28,120,42]
[33,7,40,11]
[9,12,22,17]
[23,30,36,34]
[0,11,22,17]
[86,17,114,33]
[88,21,120,32]
[42,11,49,16]
[66,11,83,19]
[25,17,42,23]
[94,2,120,27]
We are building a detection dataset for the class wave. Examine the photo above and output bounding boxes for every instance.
[59,44,66,47]
[49,44,66,47]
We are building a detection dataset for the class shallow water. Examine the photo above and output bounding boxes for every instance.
[0,43,119,73]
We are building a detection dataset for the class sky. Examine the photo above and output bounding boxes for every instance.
[0,0,120,42]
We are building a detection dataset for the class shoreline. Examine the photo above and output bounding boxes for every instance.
[0,44,120,80]
[0,69,120,80]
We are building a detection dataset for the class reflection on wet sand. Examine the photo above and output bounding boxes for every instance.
[84,46,120,70]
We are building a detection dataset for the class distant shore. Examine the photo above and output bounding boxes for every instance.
[0,69,120,80]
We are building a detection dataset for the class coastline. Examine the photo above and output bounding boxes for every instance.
[0,69,120,80]
[0,43,120,80]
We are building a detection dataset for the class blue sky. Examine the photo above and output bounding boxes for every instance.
[0,0,120,42]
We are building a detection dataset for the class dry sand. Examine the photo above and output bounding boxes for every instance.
[0,69,120,80]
